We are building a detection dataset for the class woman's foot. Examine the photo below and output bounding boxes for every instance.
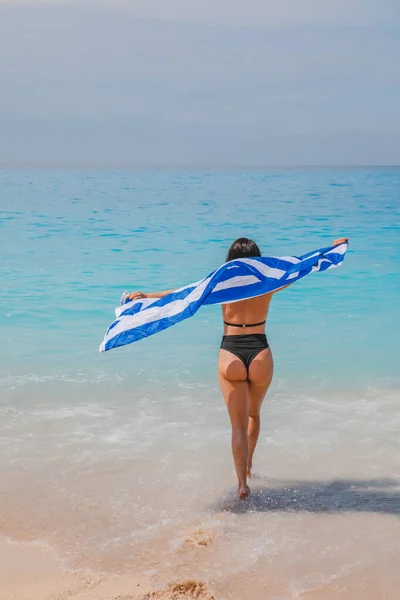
[238,484,250,500]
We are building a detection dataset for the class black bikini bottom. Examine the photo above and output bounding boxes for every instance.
[220,334,269,374]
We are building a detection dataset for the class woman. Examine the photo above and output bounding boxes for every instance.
[127,236,348,500]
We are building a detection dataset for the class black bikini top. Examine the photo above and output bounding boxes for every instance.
[223,320,266,328]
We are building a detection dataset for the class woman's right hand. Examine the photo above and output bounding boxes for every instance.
[333,237,349,246]
[126,291,147,300]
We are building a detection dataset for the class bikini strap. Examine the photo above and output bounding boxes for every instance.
[223,320,266,328]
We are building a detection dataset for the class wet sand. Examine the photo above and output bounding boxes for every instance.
[2,532,400,600]
[0,540,215,600]
[0,539,145,600]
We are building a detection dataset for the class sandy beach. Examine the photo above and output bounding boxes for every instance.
[0,539,145,600]
[2,532,400,600]
[0,540,216,600]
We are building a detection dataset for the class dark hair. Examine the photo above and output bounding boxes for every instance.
[226,238,261,262]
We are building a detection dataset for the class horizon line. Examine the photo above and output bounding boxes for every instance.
[1,162,399,171]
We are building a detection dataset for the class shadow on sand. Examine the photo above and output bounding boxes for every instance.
[215,477,400,516]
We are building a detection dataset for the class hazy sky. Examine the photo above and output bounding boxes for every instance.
[1,0,399,166]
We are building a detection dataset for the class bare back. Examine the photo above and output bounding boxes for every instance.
[222,293,273,336]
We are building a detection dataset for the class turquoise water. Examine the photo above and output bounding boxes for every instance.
[1,168,400,597]
[1,168,399,387]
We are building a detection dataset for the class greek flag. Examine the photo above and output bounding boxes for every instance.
[99,242,348,352]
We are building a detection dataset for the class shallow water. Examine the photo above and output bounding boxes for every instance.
[1,168,399,597]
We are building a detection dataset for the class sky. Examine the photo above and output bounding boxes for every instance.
[0,0,399,166]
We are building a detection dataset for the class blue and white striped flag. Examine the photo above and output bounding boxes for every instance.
[99,242,348,352]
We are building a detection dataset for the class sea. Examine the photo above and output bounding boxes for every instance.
[1,168,399,599]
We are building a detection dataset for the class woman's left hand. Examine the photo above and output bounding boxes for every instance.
[126,291,147,300]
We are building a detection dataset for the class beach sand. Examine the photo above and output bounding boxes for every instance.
[2,533,400,600]
[0,540,215,600]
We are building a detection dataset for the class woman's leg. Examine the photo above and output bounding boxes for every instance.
[218,349,250,499]
[247,348,274,477]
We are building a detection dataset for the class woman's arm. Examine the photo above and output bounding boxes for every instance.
[126,289,176,300]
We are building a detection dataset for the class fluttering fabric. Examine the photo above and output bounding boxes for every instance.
[99,242,348,352]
